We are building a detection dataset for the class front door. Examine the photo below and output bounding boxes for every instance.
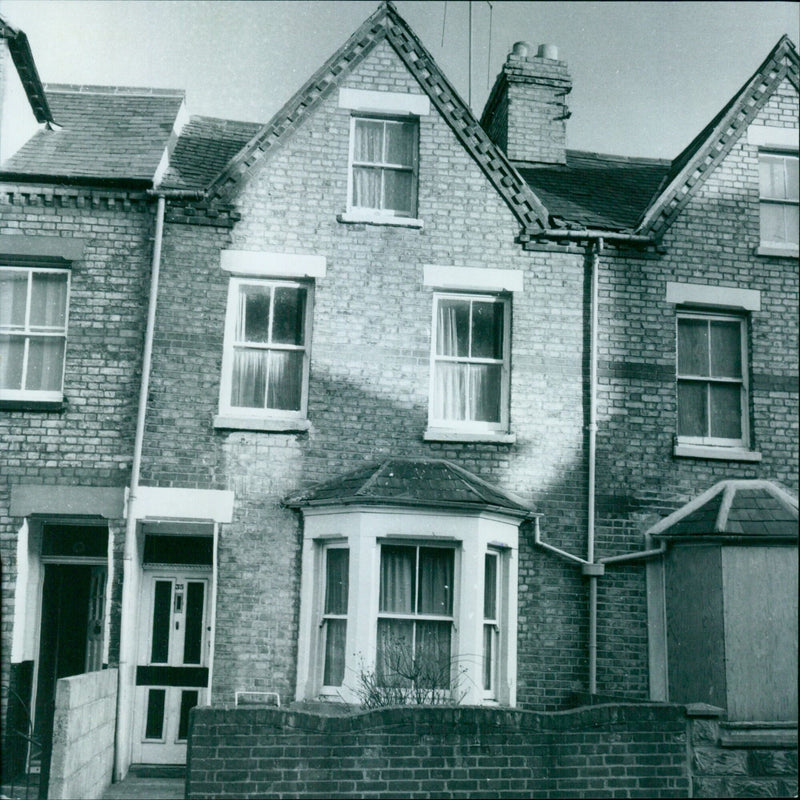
[132,570,211,764]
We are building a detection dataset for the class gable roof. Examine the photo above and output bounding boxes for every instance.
[638,35,799,237]
[1,84,184,185]
[284,458,535,517]
[201,1,548,232]
[0,14,52,124]
[647,480,798,540]
[519,151,671,232]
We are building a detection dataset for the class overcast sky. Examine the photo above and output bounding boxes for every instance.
[1,1,797,158]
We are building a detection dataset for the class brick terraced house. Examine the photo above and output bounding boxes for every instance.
[1,4,797,798]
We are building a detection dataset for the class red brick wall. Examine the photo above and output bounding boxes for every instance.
[185,703,690,799]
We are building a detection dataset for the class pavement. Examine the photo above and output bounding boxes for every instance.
[101,767,185,800]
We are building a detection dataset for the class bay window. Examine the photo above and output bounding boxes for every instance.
[321,547,349,688]
[218,278,311,421]
[429,293,510,433]
[0,266,69,403]
[483,551,500,698]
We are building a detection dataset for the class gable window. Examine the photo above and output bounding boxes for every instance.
[677,311,748,447]
[218,278,311,422]
[0,266,69,403]
[759,152,799,251]
[377,544,454,689]
[429,293,510,433]
[348,117,418,219]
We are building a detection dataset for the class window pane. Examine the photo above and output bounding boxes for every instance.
[376,618,413,687]
[384,121,415,166]
[484,554,497,620]
[182,582,205,666]
[0,336,24,390]
[417,548,454,616]
[271,286,306,346]
[436,299,469,357]
[145,689,166,739]
[760,204,789,243]
[379,546,415,613]
[238,285,271,343]
[469,363,502,422]
[786,156,799,200]
[415,621,451,689]
[471,301,504,359]
[710,383,742,439]
[383,170,414,215]
[710,321,742,378]
[482,625,494,691]
[324,549,349,615]
[231,349,268,408]
[678,381,707,437]
[354,120,383,162]
[25,338,65,391]
[323,619,347,686]
[177,690,199,741]
[678,319,709,376]
[29,273,68,330]
[150,580,172,663]
[433,362,467,421]
[265,350,303,410]
[786,205,799,246]
[0,271,28,328]
[759,155,786,199]
[352,166,381,208]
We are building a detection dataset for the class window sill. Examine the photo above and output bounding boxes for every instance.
[424,429,516,444]
[719,722,798,749]
[337,212,423,229]
[0,398,65,412]
[673,443,762,462]
[213,415,311,433]
[755,245,799,258]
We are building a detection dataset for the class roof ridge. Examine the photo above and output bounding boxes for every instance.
[44,83,185,98]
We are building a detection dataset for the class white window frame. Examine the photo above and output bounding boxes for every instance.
[295,508,519,707]
[319,542,349,693]
[758,150,799,254]
[482,549,501,701]
[345,114,420,222]
[676,310,749,449]
[217,277,312,422]
[428,292,511,435]
[0,265,70,403]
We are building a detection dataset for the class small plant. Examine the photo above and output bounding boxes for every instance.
[353,634,468,708]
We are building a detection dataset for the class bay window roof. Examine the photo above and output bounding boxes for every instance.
[284,458,535,518]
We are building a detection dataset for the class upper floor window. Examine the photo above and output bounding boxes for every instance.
[759,152,799,250]
[218,278,311,421]
[677,311,748,448]
[0,266,69,403]
[429,293,510,433]
[348,116,418,219]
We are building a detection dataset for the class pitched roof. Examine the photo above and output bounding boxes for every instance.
[159,115,262,190]
[1,84,184,184]
[519,151,670,232]
[648,480,798,540]
[284,458,535,517]
[638,35,799,237]
[0,14,52,124]
[201,1,548,231]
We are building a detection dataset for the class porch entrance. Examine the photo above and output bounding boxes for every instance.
[132,546,212,765]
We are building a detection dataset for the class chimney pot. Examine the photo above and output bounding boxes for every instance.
[511,41,532,58]
[537,43,559,60]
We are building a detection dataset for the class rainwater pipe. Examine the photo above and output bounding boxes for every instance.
[115,188,205,780]
[530,228,666,697]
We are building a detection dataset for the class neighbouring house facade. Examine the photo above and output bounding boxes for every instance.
[1,3,797,796]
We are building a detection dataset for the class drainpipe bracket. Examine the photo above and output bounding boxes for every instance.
[582,563,605,577]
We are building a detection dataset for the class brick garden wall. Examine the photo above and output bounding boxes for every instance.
[186,704,690,799]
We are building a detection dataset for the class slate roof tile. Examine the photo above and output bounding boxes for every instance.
[2,84,184,182]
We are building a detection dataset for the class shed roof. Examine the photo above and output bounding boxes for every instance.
[1,84,184,183]
[648,480,798,540]
[519,151,670,232]
[284,458,535,517]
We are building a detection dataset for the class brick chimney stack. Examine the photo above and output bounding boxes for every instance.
[480,41,572,165]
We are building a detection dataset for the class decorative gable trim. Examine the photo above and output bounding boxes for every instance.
[201,2,548,232]
[638,36,799,238]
